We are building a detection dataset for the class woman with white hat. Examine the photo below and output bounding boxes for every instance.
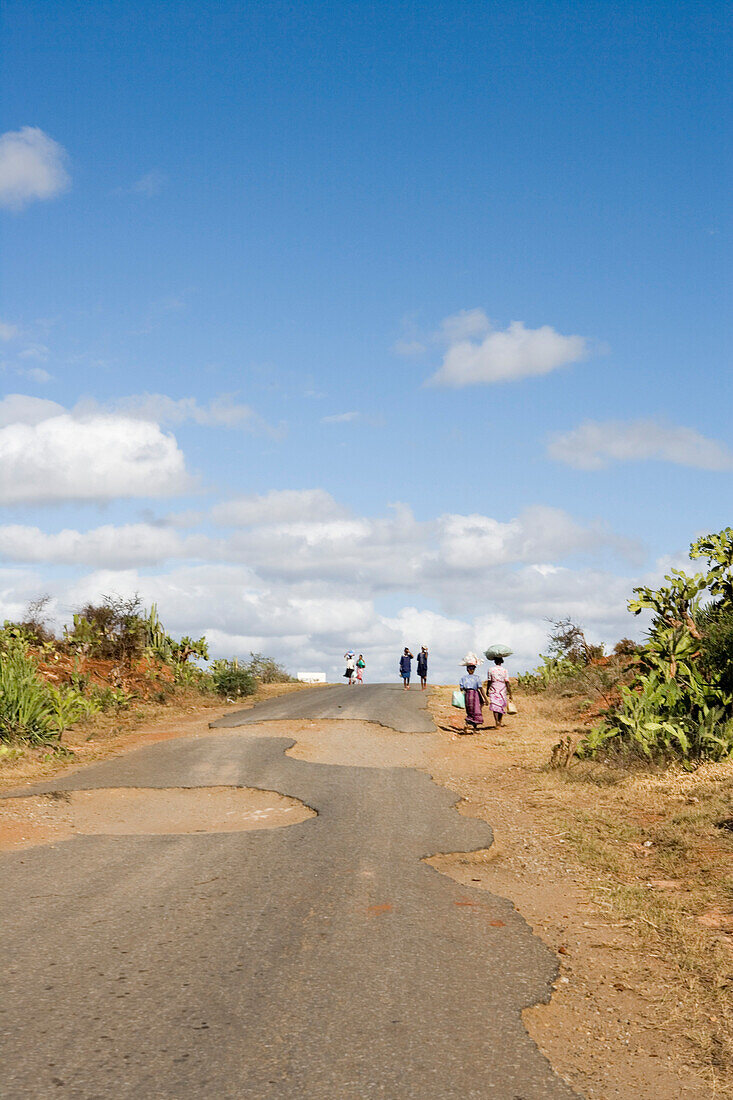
[344,651,356,685]
[459,653,486,733]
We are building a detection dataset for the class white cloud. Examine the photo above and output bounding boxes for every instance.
[72,393,281,435]
[109,393,266,431]
[0,524,192,568]
[0,470,652,680]
[548,419,733,471]
[427,317,589,387]
[0,127,70,211]
[211,489,348,527]
[0,394,65,426]
[438,308,491,343]
[0,390,278,434]
[49,551,646,683]
[0,321,19,341]
[321,411,360,424]
[0,414,191,504]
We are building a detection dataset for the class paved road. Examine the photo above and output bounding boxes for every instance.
[211,682,436,734]
[1,690,577,1099]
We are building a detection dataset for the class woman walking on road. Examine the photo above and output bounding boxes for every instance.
[344,651,356,685]
[356,654,366,683]
[459,654,486,733]
[417,646,429,690]
[487,656,511,726]
[399,648,413,689]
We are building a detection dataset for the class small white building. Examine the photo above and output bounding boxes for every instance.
[297,671,327,684]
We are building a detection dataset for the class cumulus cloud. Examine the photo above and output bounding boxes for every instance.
[211,489,348,527]
[0,394,65,426]
[202,499,636,610]
[427,315,589,387]
[48,550,645,683]
[0,414,191,504]
[0,524,195,568]
[548,419,733,471]
[0,470,649,680]
[0,127,70,211]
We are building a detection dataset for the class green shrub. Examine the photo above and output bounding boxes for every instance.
[210,659,257,698]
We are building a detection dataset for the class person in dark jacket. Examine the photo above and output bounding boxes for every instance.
[399,648,413,689]
[417,646,429,690]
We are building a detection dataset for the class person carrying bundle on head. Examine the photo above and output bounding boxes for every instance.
[459,652,486,734]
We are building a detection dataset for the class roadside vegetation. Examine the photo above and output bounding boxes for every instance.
[0,594,294,751]
[519,528,733,767]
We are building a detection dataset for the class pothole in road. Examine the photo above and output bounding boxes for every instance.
[0,786,316,849]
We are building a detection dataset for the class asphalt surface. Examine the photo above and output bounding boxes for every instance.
[1,689,578,1099]
[210,682,437,734]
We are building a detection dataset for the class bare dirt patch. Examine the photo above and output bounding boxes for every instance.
[0,785,315,850]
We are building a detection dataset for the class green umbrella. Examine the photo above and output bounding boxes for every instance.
[484,643,513,659]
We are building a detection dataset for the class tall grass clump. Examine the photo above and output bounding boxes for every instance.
[0,639,96,744]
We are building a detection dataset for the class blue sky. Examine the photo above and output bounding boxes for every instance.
[0,1,730,681]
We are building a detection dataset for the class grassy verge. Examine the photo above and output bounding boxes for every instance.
[0,680,312,793]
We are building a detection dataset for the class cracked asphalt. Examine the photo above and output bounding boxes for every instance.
[0,686,577,1098]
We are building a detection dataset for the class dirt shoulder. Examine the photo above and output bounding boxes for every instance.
[427,686,732,1099]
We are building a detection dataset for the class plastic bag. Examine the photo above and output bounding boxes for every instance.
[451,690,465,709]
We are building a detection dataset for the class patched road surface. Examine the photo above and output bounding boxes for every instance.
[1,685,577,1098]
